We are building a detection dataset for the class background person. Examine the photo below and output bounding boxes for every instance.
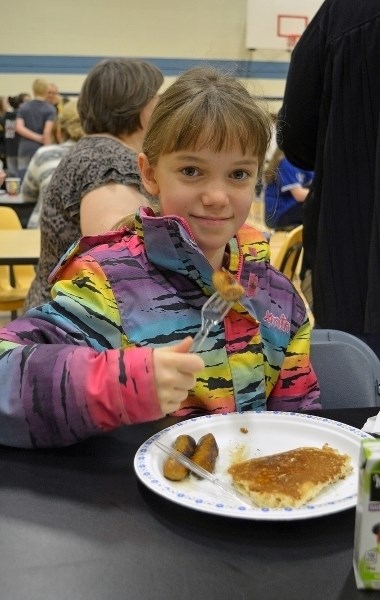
[46,82,62,112]
[0,96,8,172]
[24,58,163,310]
[4,93,30,177]
[21,101,84,228]
[16,78,56,180]
[264,148,313,230]
[0,66,319,449]
[277,0,380,357]
[0,165,5,187]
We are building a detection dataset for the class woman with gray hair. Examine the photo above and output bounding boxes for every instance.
[25,58,163,310]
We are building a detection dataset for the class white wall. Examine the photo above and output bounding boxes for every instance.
[0,0,302,104]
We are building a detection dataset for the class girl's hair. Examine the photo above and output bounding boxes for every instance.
[264,147,285,184]
[143,67,272,171]
[78,58,164,136]
[58,100,83,141]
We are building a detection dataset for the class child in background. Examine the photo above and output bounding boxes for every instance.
[0,67,320,449]
[264,148,314,230]
[16,78,56,181]
[21,101,84,229]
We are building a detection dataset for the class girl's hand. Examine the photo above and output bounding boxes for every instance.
[153,337,204,414]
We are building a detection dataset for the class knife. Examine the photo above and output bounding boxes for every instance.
[155,439,251,507]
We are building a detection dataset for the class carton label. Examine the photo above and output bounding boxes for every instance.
[353,438,380,589]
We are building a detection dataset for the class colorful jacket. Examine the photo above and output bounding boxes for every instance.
[0,207,320,448]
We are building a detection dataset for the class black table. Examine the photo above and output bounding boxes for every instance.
[0,408,377,600]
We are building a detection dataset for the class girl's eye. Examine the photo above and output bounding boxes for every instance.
[181,167,199,177]
[231,170,249,180]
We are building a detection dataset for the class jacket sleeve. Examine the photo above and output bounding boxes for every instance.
[266,318,321,411]
[0,255,162,449]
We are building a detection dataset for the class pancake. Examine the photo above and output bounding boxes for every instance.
[227,444,352,509]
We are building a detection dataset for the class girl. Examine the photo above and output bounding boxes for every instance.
[0,67,320,448]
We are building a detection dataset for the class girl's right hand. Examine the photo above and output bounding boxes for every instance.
[153,337,204,414]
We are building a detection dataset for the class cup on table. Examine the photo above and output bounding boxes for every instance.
[5,177,21,195]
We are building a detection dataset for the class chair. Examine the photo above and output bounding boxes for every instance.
[271,224,303,281]
[0,206,36,319]
[310,328,380,408]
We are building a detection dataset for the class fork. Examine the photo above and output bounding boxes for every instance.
[190,291,233,352]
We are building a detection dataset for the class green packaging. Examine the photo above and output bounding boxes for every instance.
[354,438,380,589]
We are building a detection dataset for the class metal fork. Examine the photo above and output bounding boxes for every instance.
[190,291,233,352]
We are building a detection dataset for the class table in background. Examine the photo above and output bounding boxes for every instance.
[0,192,35,228]
[0,408,376,600]
[0,229,40,265]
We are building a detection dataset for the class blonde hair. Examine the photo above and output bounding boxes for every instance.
[58,100,83,141]
[143,67,271,172]
[32,78,49,97]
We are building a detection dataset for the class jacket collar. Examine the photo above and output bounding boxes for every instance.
[136,207,241,292]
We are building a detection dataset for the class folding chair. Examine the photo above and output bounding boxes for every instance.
[271,224,303,281]
[310,329,380,408]
[0,206,36,319]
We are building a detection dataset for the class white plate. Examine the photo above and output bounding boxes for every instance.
[134,411,372,521]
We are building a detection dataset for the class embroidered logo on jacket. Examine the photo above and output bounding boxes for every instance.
[263,310,290,333]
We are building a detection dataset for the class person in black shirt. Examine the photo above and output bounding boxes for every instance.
[278,0,380,357]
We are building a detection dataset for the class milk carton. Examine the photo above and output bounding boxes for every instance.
[354,438,380,589]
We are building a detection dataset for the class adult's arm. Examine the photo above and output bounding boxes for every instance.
[15,117,43,144]
[277,11,327,169]
[80,183,149,234]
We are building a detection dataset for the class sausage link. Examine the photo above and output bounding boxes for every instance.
[191,433,219,477]
[163,434,197,481]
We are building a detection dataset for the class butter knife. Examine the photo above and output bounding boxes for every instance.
[155,439,251,507]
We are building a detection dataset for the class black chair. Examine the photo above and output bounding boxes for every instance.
[310,329,380,408]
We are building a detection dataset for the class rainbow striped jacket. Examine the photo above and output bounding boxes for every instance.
[0,207,320,448]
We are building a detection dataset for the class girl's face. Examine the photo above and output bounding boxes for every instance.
[139,145,258,270]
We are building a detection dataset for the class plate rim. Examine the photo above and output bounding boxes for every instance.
[134,411,372,521]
